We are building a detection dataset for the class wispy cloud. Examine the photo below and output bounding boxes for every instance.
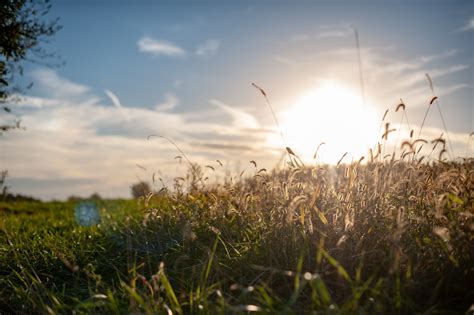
[155,93,178,112]
[137,36,186,57]
[32,68,90,99]
[418,49,458,64]
[273,55,299,67]
[385,63,470,93]
[196,142,255,152]
[209,99,259,129]
[3,70,271,199]
[317,28,351,39]
[287,25,352,43]
[298,45,467,108]
[458,16,474,32]
[195,40,220,57]
[399,83,470,108]
[105,89,129,121]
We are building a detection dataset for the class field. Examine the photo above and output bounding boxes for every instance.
[0,155,473,314]
[2,0,474,314]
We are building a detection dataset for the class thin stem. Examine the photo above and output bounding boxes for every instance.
[252,83,293,164]
[466,133,474,158]
[352,26,366,107]
[425,73,454,159]
[403,109,411,133]
[435,100,454,158]
[394,115,404,158]
[147,135,193,168]
[418,106,431,140]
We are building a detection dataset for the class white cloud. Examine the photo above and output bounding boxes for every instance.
[458,17,474,32]
[273,55,298,67]
[104,89,122,109]
[105,89,129,121]
[385,63,470,93]
[155,93,178,112]
[137,36,186,57]
[210,99,260,129]
[2,70,272,200]
[286,25,352,42]
[32,68,90,99]
[418,49,458,64]
[317,29,351,39]
[195,40,220,57]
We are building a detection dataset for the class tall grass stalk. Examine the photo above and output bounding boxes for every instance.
[425,73,455,159]
[252,82,299,166]
[352,26,366,107]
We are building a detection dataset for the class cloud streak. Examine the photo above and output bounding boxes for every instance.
[317,28,352,39]
[196,40,220,57]
[210,99,260,129]
[155,93,178,112]
[458,16,474,32]
[137,36,186,57]
[105,89,130,121]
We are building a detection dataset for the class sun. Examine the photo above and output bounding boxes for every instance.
[267,80,380,164]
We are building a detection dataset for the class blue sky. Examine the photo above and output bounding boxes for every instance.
[1,0,473,199]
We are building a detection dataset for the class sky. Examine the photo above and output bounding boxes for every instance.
[1,0,473,200]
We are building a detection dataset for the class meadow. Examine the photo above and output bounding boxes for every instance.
[0,147,472,313]
[1,1,473,314]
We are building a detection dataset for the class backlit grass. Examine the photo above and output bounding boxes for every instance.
[0,155,472,314]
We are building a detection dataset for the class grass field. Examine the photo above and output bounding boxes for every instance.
[1,1,473,314]
[0,154,473,314]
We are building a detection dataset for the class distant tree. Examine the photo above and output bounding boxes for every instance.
[2,191,39,202]
[1,0,61,129]
[131,182,151,199]
[67,195,82,202]
[90,193,102,201]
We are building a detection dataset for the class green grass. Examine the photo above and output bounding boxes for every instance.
[0,158,473,314]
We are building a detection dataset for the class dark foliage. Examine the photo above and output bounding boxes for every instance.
[131,181,152,199]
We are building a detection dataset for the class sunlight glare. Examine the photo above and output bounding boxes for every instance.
[268,81,379,164]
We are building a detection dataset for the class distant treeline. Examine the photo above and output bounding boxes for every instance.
[1,193,105,203]
[1,193,40,202]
